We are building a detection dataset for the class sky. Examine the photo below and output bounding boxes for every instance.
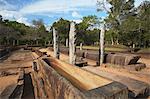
[0,0,145,28]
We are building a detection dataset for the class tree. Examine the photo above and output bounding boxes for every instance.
[76,15,101,45]
[97,0,135,64]
[52,18,70,45]
[0,15,2,23]
[97,0,135,45]
[119,15,141,47]
[32,19,44,28]
[32,19,47,45]
[118,1,150,48]
[0,16,52,46]
[137,1,150,47]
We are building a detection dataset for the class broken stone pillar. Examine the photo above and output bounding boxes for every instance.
[69,22,76,65]
[13,40,15,46]
[17,40,19,45]
[80,43,83,51]
[53,27,60,59]
[100,24,105,65]
[133,44,135,48]
[66,38,68,47]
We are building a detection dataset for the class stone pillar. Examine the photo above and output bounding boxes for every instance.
[17,40,19,45]
[13,40,15,46]
[133,44,135,49]
[100,24,105,65]
[66,38,68,47]
[80,43,83,51]
[69,22,76,65]
[53,27,60,59]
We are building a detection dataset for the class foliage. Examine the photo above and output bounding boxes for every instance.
[0,17,51,45]
[52,18,70,45]
[0,0,149,48]
[97,0,150,48]
[50,16,101,46]
[76,15,101,45]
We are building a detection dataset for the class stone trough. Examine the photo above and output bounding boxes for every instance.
[39,57,128,99]
[31,51,128,99]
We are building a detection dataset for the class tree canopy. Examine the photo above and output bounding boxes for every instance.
[0,0,149,48]
[97,0,150,48]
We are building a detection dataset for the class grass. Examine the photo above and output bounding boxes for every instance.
[137,48,150,53]
[76,45,129,52]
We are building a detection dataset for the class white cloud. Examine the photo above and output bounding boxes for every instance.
[0,10,30,26]
[45,25,51,31]
[16,17,31,26]
[0,10,20,19]
[20,0,97,14]
[0,0,30,26]
[73,19,82,24]
[0,0,145,26]
[72,11,82,18]
[134,0,145,7]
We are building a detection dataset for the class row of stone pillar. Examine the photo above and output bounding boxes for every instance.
[53,21,105,65]
[53,21,76,65]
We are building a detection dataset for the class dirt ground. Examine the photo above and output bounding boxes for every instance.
[0,49,33,98]
[0,75,18,95]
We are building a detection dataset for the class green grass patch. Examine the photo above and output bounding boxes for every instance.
[76,45,129,52]
[137,48,150,53]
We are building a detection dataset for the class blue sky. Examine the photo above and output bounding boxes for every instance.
[0,0,145,28]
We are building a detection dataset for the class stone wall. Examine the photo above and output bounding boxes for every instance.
[31,58,128,99]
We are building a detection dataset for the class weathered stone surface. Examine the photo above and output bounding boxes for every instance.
[125,63,146,71]
[83,66,150,98]
[105,53,141,66]
[69,22,76,65]
[34,50,45,58]
[53,27,60,59]
[0,48,9,59]
[37,58,128,99]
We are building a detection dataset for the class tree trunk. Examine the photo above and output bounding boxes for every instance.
[100,24,105,65]
[53,27,60,59]
[116,38,119,45]
[111,37,114,45]
[7,39,9,45]
[48,41,50,45]
[44,41,47,46]
[80,43,83,51]
[69,22,76,65]
[36,40,38,46]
